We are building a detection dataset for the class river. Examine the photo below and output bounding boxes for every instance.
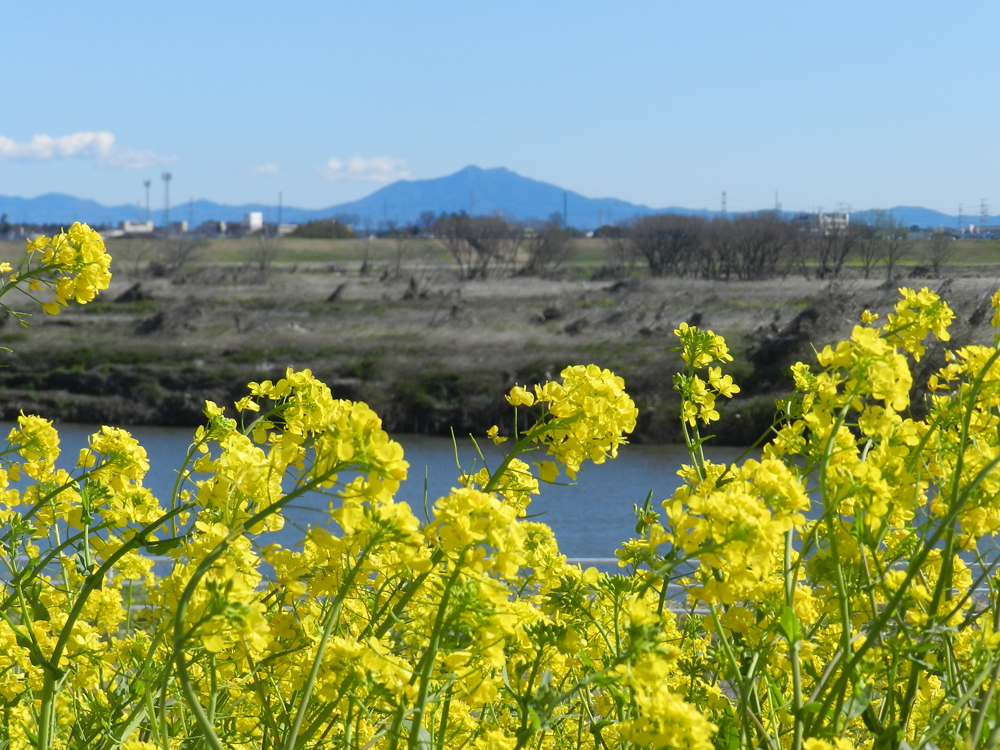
[9,423,749,571]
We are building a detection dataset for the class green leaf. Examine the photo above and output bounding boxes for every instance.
[143,536,184,555]
[842,684,873,721]
[527,706,541,732]
[399,720,431,750]
[779,605,801,643]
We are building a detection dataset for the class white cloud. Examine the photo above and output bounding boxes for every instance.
[251,163,280,175]
[104,148,173,170]
[322,156,409,183]
[0,131,172,169]
[0,132,114,161]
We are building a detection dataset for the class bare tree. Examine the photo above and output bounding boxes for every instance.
[431,214,521,279]
[522,222,575,276]
[629,214,706,277]
[873,212,909,281]
[852,223,880,279]
[594,226,637,278]
[926,231,953,276]
[113,237,157,278]
[432,214,475,278]
[728,212,791,280]
[358,236,375,276]
[251,229,283,273]
[809,222,864,279]
[417,211,436,235]
[158,237,206,276]
[702,218,737,279]
[466,216,521,278]
[386,221,414,278]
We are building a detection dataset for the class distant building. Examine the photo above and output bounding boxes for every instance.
[243,212,264,233]
[169,220,188,234]
[817,212,850,235]
[277,223,298,236]
[121,220,154,234]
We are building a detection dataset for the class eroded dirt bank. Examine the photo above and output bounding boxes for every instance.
[1,268,998,443]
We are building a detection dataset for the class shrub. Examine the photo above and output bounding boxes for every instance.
[291,219,356,239]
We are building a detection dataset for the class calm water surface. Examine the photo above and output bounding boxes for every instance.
[16,424,749,567]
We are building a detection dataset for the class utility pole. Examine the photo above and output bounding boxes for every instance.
[162,172,172,233]
[775,191,781,213]
[143,180,151,222]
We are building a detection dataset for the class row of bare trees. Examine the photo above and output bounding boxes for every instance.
[110,212,955,284]
[619,211,952,281]
[427,210,948,283]
[430,214,575,280]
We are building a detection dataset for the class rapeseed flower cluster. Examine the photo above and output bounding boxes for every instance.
[4,227,1000,750]
[673,321,740,427]
[506,364,638,479]
[22,222,112,315]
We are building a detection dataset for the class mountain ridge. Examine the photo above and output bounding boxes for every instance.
[0,166,992,230]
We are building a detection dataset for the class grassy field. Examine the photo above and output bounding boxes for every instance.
[2,235,998,271]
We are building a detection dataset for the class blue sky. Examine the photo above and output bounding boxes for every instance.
[2,1,997,214]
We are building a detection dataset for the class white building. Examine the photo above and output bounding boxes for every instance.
[243,212,264,233]
[817,212,850,235]
[121,220,154,234]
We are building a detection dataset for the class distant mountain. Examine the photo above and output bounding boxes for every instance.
[324,165,700,228]
[0,167,993,230]
[0,194,313,228]
[850,206,991,230]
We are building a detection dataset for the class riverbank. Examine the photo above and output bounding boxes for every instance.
[1,243,998,442]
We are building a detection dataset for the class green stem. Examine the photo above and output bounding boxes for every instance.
[408,562,463,750]
[285,548,372,750]
[785,531,804,750]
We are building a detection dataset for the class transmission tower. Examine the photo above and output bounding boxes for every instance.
[982,199,990,226]
[143,180,151,222]
[162,173,172,232]
[721,191,727,218]
[958,204,963,229]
